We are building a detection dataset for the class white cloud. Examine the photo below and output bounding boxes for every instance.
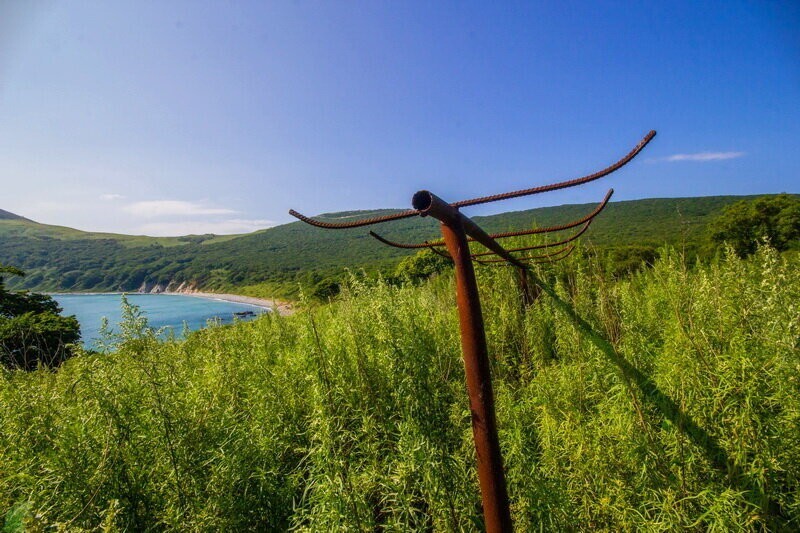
[123,200,237,217]
[100,193,125,201]
[135,219,275,236]
[659,151,745,162]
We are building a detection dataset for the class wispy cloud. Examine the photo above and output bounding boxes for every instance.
[135,219,275,236]
[123,200,237,217]
[656,151,745,162]
[100,193,125,201]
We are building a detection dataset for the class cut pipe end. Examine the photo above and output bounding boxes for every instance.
[412,190,433,212]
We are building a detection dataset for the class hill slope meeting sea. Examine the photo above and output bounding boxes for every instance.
[0,194,789,300]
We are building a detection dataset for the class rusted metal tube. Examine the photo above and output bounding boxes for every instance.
[413,190,513,533]
[287,131,657,532]
[414,190,529,271]
[517,267,537,308]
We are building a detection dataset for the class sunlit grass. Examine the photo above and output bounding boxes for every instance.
[1,246,798,530]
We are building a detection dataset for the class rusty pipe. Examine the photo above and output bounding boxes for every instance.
[413,190,513,532]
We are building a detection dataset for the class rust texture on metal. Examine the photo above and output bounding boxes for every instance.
[517,268,539,307]
[426,244,454,261]
[412,190,513,532]
[474,244,576,265]
[287,208,419,229]
[449,129,654,209]
[287,131,656,532]
[368,188,613,250]
[288,130,653,230]
[470,220,592,258]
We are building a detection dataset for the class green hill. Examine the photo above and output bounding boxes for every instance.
[0,211,238,248]
[0,195,783,296]
[0,209,31,221]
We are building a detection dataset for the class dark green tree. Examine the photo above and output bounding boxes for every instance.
[394,249,452,284]
[310,277,341,300]
[0,264,81,370]
[710,194,800,257]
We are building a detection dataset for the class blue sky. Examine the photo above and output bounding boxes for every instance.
[1,1,798,235]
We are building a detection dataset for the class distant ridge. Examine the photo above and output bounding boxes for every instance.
[1,194,795,296]
[0,209,31,222]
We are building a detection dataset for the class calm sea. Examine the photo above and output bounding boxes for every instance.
[52,293,267,348]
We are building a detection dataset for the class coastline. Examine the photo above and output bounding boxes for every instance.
[47,291,295,316]
[174,292,295,316]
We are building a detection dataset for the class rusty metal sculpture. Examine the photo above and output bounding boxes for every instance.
[289,130,656,532]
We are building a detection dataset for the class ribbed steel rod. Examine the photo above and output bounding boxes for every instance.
[470,220,592,258]
[286,129,657,532]
[288,131,653,229]
[369,189,613,250]
[474,244,575,265]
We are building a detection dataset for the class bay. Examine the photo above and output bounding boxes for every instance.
[52,293,268,348]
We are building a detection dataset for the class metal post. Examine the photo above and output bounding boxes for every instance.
[414,192,512,533]
[288,132,657,532]
[517,268,535,308]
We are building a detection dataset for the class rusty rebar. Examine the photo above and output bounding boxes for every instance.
[427,245,453,261]
[470,220,592,259]
[474,244,576,265]
[287,130,657,532]
[288,131,653,229]
[449,130,654,209]
[287,208,419,229]
[369,188,613,250]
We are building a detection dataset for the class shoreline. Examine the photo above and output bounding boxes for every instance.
[175,292,295,316]
[47,291,295,317]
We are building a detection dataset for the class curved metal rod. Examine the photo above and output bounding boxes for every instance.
[369,230,428,248]
[427,245,453,261]
[474,244,575,265]
[451,130,653,208]
[532,244,576,264]
[470,219,592,258]
[287,208,419,229]
[371,188,613,249]
[288,131,653,229]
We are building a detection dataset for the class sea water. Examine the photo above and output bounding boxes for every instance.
[52,293,267,348]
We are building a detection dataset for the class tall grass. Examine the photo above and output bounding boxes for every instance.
[1,246,798,530]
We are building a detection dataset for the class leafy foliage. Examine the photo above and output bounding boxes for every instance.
[710,193,800,256]
[394,249,452,283]
[0,265,80,370]
[0,246,798,530]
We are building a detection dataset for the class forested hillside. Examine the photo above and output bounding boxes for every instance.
[0,195,783,297]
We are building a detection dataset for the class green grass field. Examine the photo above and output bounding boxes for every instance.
[1,244,797,530]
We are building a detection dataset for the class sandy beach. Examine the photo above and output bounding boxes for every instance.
[174,292,295,316]
[48,291,296,317]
